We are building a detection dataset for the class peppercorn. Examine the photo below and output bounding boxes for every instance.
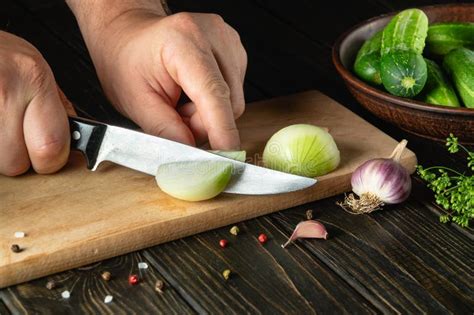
[229,226,240,236]
[11,244,21,253]
[258,233,268,244]
[128,274,139,285]
[45,280,56,290]
[101,271,111,281]
[306,209,313,220]
[222,269,231,280]
[155,280,164,293]
[219,239,228,248]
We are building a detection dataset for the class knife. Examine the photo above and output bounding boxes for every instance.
[68,116,316,195]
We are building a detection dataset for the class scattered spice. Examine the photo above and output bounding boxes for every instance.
[282,220,328,248]
[104,295,113,304]
[128,274,139,285]
[101,271,111,281]
[138,262,149,270]
[14,231,25,238]
[222,269,231,280]
[11,244,21,253]
[258,233,268,244]
[61,290,71,299]
[229,226,240,236]
[46,280,56,290]
[155,280,164,293]
[219,239,228,248]
[306,210,313,220]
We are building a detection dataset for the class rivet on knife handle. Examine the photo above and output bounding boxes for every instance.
[68,117,107,170]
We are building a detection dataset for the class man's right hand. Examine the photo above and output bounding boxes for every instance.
[0,31,70,176]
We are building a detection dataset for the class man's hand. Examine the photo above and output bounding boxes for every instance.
[68,2,247,150]
[0,31,71,176]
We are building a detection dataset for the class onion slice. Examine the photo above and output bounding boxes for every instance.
[156,161,233,201]
[209,150,246,162]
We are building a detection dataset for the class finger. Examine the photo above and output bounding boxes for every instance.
[210,26,247,119]
[177,102,209,146]
[129,93,195,146]
[0,84,31,176]
[23,86,70,174]
[165,47,240,150]
[57,85,76,116]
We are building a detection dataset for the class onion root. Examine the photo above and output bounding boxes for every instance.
[337,193,384,214]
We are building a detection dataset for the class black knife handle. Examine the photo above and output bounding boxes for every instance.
[68,116,107,169]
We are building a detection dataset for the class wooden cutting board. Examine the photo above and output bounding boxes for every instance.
[0,90,417,288]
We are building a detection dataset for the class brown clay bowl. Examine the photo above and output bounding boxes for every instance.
[333,4,474,144]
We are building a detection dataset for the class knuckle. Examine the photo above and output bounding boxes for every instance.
[240,47,248,66]
[204,77,230,100]
[145,118,181,137]
[172,12,199,32]
[228,26,241,42]
[208,122,239,137]
[13,51,50,90]
[208,13,225,25]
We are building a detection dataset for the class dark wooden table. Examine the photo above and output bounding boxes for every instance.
[1,0,473,313]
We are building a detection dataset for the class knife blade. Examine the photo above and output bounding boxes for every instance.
[69,116,316,195]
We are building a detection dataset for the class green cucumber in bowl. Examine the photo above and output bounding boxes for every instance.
[443,48,474,108]
[426,22,474,56]
[380,9,429,97]
[354,30,383,85]
[420,58,460,107]
[381,8,429,56]
[380,50,427,97]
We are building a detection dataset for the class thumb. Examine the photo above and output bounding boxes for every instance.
[23,85,70,174]
[129,94,195,146]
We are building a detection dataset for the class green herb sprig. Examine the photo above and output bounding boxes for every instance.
[417,134,473,228]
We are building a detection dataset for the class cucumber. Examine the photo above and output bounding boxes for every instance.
[380,51,427,97]
[380,9,429,97]
[381,9,429,56]
[426,22,474,56]
[420,59,460,107]
[354,30,383,85]
[443,48,474,108]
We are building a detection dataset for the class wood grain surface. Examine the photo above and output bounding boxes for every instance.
[1,0,473,314]
[0,91,417,288]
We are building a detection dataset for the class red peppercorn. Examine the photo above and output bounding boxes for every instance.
[128,274,139,285]
[258,233,268,244]
[219,239,228,248]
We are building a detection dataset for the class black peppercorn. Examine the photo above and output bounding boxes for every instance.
[11,244,21,253]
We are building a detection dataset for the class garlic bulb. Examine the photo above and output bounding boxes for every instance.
[339,140,412,214]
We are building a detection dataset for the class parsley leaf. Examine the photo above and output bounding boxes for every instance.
[417,134,473,228]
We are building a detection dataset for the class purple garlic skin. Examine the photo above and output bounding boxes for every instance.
[282,220,328,248]
[351,158,412,204]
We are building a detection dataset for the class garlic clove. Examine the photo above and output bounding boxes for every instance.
[281,220,328,248]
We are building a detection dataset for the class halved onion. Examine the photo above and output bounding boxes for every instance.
[156,161,233,201]
[263,124,340,177]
